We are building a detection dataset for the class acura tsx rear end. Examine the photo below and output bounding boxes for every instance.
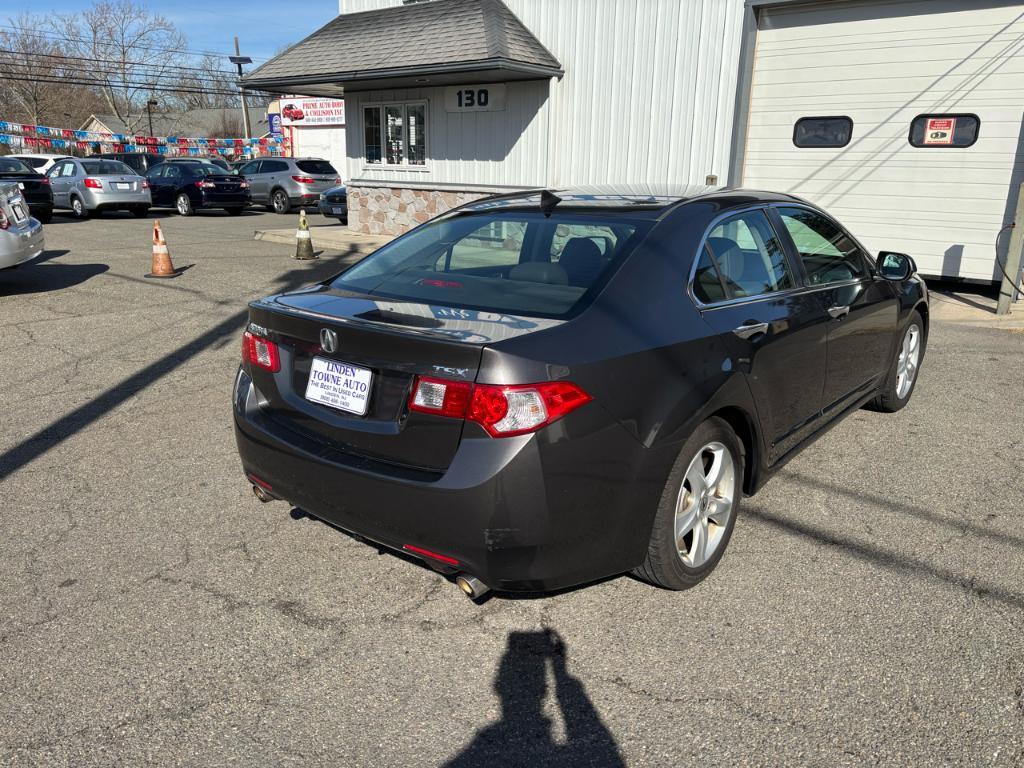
[234,186,928,596]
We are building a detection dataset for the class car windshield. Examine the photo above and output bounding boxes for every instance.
[190,164,231,176]
[0,158,32,173]
[296,160,337,175]
[330,211,651,318]
[14,157,47,169]
[82,160,134,175]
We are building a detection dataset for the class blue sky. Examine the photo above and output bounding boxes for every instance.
[17,1,340,63]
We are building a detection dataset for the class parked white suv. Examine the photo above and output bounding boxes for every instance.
[10,154,72,175]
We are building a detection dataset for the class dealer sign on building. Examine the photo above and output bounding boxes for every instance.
[280,97,346,127]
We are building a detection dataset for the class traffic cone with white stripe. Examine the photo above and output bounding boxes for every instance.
[146,220,182,278]
[294,208,316,260]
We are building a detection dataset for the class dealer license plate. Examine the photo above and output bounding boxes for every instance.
[116,183,131,190]
[331,206,345,215]
[305,356,372,415]
[11,202,26,220]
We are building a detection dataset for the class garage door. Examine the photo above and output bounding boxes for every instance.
[290,126,348,180]
[742,0,1024,280]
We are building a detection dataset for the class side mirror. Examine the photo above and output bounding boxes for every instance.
[877,251,915,281]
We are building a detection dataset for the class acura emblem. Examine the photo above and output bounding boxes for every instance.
[320,328,338,353]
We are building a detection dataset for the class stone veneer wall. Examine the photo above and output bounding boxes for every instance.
[347,186,491,236]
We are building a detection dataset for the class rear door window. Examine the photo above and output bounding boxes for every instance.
[776,207,866,285]
[296,160,337,175]
[333,212,649,318]
[700,211,794,300]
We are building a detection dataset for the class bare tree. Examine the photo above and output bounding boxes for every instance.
[0,14,76,125]
[175,54,239,111]
[56,1,186,134]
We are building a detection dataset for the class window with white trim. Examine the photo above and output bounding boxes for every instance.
[363,102,427,166]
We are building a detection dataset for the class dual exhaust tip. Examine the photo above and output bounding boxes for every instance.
[251,483,489,600]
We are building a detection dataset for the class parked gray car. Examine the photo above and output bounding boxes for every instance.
[234,157,340,214]
[47,158,152,219]
[0,183,45,270]
[318,185,348,221]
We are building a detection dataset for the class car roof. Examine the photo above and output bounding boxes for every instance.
[458,185,806,218]
[13,153,70,160]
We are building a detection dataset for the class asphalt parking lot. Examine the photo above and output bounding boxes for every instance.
[1,209,1023,767]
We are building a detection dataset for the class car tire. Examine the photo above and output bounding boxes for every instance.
[867,310,926,413]
[271,189,291,214]
[633,417,743,590]
[35,208,53,223]
[70,196,89,220]
[176,193,194,217]
[226,207,243,216]
[130,206,150,218]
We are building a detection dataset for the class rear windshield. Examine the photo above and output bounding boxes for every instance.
[331,211,651,318]
[296,160,337,175]
[0,158,32,173]
[179,163,230,177]
[82,160,134,175]
[15,157,47,169]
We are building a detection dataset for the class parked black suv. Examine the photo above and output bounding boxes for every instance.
[96,152,165,175]
[234,187,928,597]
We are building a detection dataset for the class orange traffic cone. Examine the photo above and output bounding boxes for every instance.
[146,220,182,278]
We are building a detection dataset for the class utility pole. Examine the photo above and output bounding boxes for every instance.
[230,38,253,140]
[996,183,1024,315]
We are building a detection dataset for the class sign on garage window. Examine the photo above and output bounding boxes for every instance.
[444,84,507,113]
[909,114,980,148]
[793,116,853,148]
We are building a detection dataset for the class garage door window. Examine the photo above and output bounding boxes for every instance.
[793,117,853,148]
[909,114,980,148]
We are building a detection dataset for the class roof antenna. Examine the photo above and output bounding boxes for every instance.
[540,189,562,217]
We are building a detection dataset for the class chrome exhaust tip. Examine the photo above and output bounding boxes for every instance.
[455,574,490,600]
[252,484,272,503]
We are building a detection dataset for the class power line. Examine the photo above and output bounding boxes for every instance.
[0,47,243,78]
[0,23,269,62]
[0,73,240,98]
[0,60,240,93]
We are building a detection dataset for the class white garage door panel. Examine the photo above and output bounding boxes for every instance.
[744,1,1024,280]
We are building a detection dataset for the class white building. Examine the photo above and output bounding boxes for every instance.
[244,0,1024,283]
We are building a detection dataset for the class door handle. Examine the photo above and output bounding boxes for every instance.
[732,321,769,340]
[827,305,850,319]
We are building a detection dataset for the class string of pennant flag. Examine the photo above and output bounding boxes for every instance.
[0,120,284,156]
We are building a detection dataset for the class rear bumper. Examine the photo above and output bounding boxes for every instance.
[233,367,660,592]
[199,192,251,209]
[86,189,152,209]
[0,219,45,269]
[318,199,347,218]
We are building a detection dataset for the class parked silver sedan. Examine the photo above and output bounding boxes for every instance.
[47,157,152,219]
[0,183,45,270]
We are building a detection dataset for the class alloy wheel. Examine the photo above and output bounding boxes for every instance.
[72,198,84,217]
[673,441,736,568]
[177,195,190,215]
[273,192,288,213]
[895,323,921,399]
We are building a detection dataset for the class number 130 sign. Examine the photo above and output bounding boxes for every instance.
[444,84,507,113]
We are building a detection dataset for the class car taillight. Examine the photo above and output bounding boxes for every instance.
[292,175,315,184]
[142,180,150,189]
[195,180,216,189]
[84,177,102,189]
[239,181,250,189]
[0,209,8,230]
[242,331,280,372]
[39,177,50,185]
[334,177,341,184]
[409,377,591,437]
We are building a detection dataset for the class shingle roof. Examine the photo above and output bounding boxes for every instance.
[243,0,562,95]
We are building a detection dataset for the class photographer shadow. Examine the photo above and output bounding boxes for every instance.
[445,629,624,768]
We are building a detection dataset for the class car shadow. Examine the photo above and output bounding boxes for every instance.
[443,629,625,767]
[0,252,107,295]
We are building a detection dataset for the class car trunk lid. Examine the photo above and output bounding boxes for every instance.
[246,286,561,471]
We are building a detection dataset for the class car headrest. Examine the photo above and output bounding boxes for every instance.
[706,236,742,277]
[508,261,569,285]
[559,238,605,287]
